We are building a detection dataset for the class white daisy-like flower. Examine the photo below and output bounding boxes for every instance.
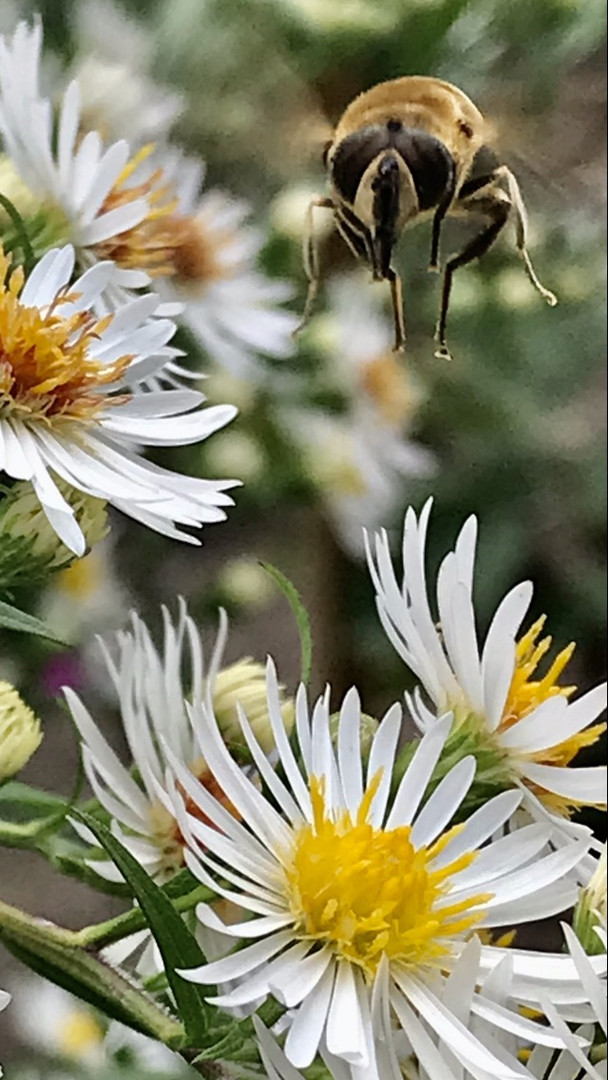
[152,151,299,381]
[0,22,298,377]
[65,602,294,884]
[160,661,596,1080]
[0,243,237,554]
[365,498,607,820]
[521,921,607,1080]
[0,19,164,291]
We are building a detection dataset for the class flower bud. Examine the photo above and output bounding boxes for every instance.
[0,480,108,588]
[0,681,42,781]
[573,846,607,955]
[212,660,294,754]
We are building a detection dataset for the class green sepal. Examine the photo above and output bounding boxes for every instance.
[0,900,184,1044]
[0,599,68,644]
[71,809,214,1047]
[260,561,312,683]
[392,718,513,821]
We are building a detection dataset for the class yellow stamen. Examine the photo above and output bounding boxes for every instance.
[92,147,238,289]
[0,249,131,424]
[285,775,489,981]
[498,614,606,812]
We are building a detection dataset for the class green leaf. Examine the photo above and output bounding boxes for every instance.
[71,809,213,1046]
[0,192,35,271]
[0,599,68,644]
[260,562,312,683]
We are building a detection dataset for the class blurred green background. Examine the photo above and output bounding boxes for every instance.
[0,1,605,1067]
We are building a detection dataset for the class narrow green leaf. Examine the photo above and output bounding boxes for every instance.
[260,562,312,683]
[0,600,68,644]
[0,192,36,270]
[71,809,213,1046]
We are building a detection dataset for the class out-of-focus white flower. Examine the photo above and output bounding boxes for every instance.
[0,243,237,554]
[165,663,592,1079]
[39,536,129,644]
[279,405,433,556]
[66,603,294,883]
[9,976,189,1073]
[278,275,434,554]
[152,153,299,381]
[66,0,184,143]
[366,498,607,821]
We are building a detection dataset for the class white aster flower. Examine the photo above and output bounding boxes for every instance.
[365,498,607,820]
[0,22,298,377]
[523,921,607,1080]
[163,662,592,1080]
[65,602,293,883]
[0,19,173,290]
[0,244,236,554]
[152,152,299,381]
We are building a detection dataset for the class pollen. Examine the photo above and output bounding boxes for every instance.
[499,615,605,771]
[284,776,489,981]
[92,146,237,289]
[0,249,131,425]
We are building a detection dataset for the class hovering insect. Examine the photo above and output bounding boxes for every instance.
[295,75,557,359]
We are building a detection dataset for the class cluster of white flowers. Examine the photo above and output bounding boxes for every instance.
[0,13,304,557]
[0,8,604,1080]
[59,501,606,1080]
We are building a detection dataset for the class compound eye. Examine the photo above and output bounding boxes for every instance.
[322,140,333,167]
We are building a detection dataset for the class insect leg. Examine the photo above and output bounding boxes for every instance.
[293,196,335,339]
[435,184,510,360]
[495,165,558,307]
[428,159,457,272]
[386,267,406,352]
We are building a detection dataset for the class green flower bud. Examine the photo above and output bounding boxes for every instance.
[573,847,607,955]
[0,681,42,781]
[0,480,108,588]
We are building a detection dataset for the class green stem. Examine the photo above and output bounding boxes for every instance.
[0,193,35,271]
[0,899,184,1046]
[65,884,212,949]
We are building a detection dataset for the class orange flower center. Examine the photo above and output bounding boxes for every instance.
[0,249,131,425]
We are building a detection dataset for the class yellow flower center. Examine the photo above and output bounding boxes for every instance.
[58,1009,104,1059]
[285,776,489,981]
[92,146,238,289]
[0,250,131,424]
[500,615,605,773]
[360,351,414,426]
